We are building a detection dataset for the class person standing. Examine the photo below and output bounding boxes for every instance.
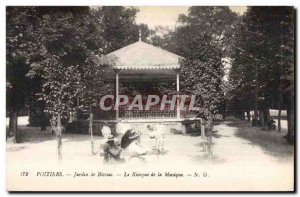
[101,121,111,138]
[147,123,165,152]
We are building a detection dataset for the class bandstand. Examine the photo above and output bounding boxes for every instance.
[96,34,199,134]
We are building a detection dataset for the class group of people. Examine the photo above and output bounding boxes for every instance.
[101,122,165,164]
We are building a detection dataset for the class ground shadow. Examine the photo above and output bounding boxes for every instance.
[17,126,56,144]
[230,120,294,160]
[7,146,28,152]
[192,154,227,164]
[211,130,230,138]
[8,125,105,144]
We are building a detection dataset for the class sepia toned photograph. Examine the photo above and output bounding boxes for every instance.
[6,6,295,192]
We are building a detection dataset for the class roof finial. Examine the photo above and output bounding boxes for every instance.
[139,29,141,42]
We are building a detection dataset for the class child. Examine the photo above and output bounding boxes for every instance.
[147,123,165,152]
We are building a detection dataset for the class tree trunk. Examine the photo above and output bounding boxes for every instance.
[254,88,259,119]
[277,84,283,132]
[246,111,251,121]
[89,112,95,155]
[57,113,62,161]
[40,109,47,131]
[277,108,281,132]
[206,114,213,160]
[7,110,18,143]
[207,112,213,133]
[263,108,270,131]
[286,96,294,144]
[74,96,79,121]
[258,110,264,127]
[254,66,259,120]
[200,118,205,139]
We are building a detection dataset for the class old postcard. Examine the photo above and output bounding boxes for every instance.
[6,6,295,191]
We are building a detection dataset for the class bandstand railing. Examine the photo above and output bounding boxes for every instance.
[80,106,197,121]
[119,105,176,119]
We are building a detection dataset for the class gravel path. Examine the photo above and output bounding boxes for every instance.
[6,121,294,191]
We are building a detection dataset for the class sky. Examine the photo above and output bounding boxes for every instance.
[136,6,247,29]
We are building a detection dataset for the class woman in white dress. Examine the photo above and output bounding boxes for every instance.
[121,129,148,162]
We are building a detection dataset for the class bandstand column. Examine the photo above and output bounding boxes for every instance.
[115,69,120,121]
[176,69,180,119]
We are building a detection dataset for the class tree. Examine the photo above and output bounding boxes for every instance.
[78,56,113,154]
[6,57,31,143]
[228,7,294,140]
[148,26,175,50]
[96,6,139,53]
[27,7,109,160]
[227,10,262,120]
[6,7,38,143]
[174,7,238,128]
[278,7,295,142]
[7,6,146,151]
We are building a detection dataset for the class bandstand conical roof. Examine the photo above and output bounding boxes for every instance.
[99,41,182,70]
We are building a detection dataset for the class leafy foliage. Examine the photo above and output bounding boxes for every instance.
[228,7,294,112]
[175,7,238,117]
[6,7,39,141]
[26,7,108,117]
[228,7,294,139]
